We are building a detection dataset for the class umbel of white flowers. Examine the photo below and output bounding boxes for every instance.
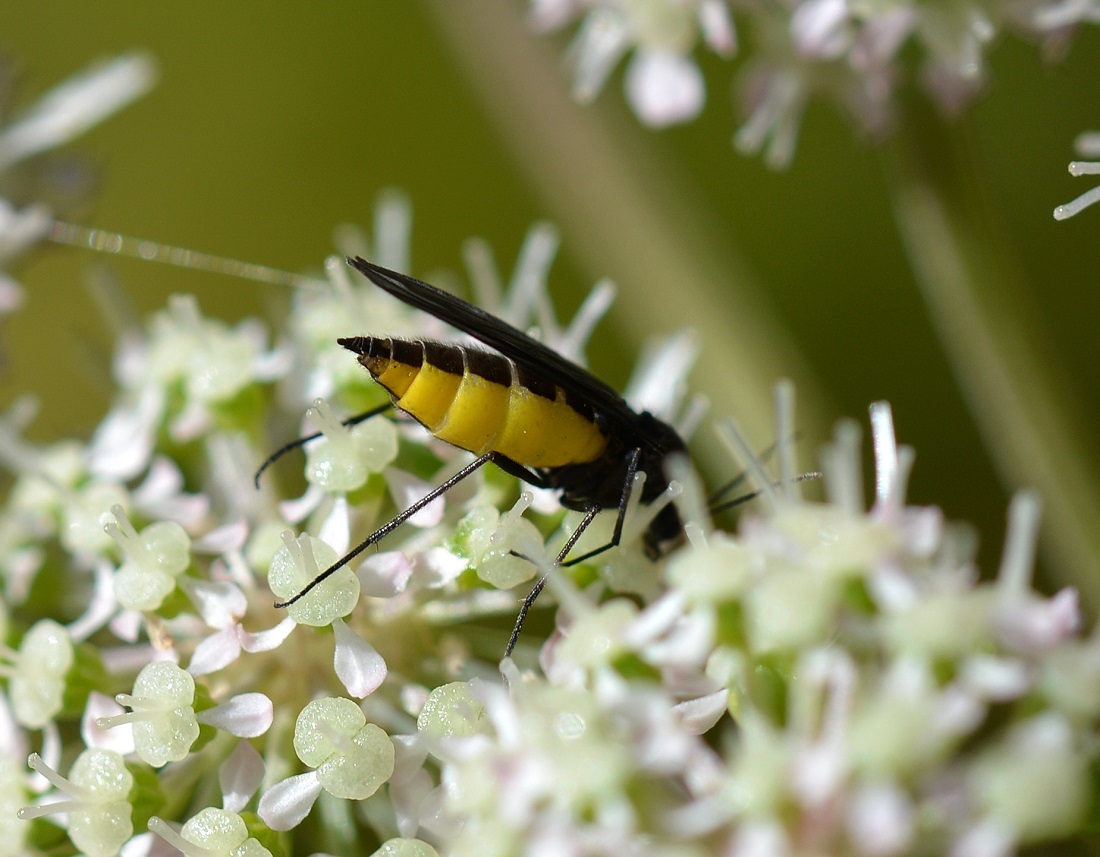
[0,49,1095,857]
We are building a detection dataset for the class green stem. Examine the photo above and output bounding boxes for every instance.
[887,107,1100,610]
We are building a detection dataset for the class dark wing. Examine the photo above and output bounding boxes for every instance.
[347,257,641,433]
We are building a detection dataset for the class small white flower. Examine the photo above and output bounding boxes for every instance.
[149,807,273,857]
[18,749,134,857]
[97,661,272,767]
[105,506,191,612]
[1,619,74,728]
[258,697,395,831]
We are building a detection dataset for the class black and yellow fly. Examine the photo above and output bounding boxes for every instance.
[274,257,690,655]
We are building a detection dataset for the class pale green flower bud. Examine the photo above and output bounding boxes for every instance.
[417,681,488,739]
[0,755,29,857]
[885,589,994,659]
[149,807,273,857]
[156,295,257,403]
[62,482,129,555]
[19,749,134,857]
[452,496,544,589]
[371,838,440,857]
[555,599,638,668]
[304,397,398,492]
[744,564,835,654]
[665,535,755,603]
[3,618,73,728]
[104,661,201,767]
[268,531,359,626]
[294,697,395,800]
[105,505,191,611]
[969,714,1089,841]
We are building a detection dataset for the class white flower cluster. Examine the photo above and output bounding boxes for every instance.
[0,50,1096,857]
[529,0,1099,166]
[400,400,1095,857]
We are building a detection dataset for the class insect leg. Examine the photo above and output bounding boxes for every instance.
[560,446,642,567]
[503,447,648,657]
[253,402,394,488]
[275,450,518,608]
[504,504,602,658]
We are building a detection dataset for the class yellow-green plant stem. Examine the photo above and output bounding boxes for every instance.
[888,108,1100,610]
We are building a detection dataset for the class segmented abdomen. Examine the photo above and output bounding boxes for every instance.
[343,337,608,468]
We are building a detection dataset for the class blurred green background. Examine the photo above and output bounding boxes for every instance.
[1,3,1097,596]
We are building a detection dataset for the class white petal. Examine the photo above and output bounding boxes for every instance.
[358,551,414,597]
[198,693,273,737]
[119,832,156,857]
[81,692,134,755]
[846,783,914,857]
[220,740,265,812]
[791,0,852,58]
[0,52,156,168]
[184,579,248,629]
[168,398,212,442]
[385,470,444,527]
[238,617,297,652]
[109,609,144,643]
[700,0,737,56]
[188,625,241,676]
[279,483,325,524]
[87,388,163,481]
[415,547,468,588]
[625,50,705,128]
[318,494,351,555]
[193,519,249,554]
[258,771,323,831]
[959,656,1030,701]
[66,561,119,642]
[134,454,185,501]
[333,618,388,698]
[0,201,51,264]
[674,689,729,734]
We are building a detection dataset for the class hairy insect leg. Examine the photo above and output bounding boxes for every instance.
[275,450,533,608]
[253,402,394,488]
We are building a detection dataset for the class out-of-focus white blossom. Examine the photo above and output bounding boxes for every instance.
[0,53,154,314]
[528,0,1100,165]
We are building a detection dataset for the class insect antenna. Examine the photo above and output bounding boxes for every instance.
[708,434,819,515]
[252,402,394,488]
[709,471,821,515]
[46,220,328,291]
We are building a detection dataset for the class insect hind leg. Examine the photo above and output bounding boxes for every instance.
[559,446,641,567]
[503,447,643,658]
[275,450,528,608]
[504,504,601,658]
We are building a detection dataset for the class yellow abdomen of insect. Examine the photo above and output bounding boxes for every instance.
[360,337,608,468]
